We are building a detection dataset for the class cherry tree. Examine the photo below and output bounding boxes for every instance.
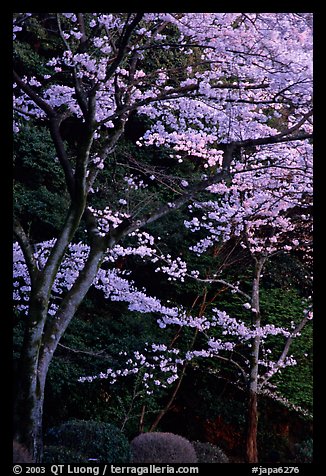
[182,142,313,462]
[13,12,312,461]
[76,141,312,462]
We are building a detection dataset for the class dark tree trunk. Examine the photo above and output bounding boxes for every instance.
[13,292,48,462]
[14,342,46,462]
[246,390,259,463]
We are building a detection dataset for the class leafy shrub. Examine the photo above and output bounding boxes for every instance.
[130,432,198,463]
[192,441,229,463]
[13,441,33,463]
[46,419,130,463]
[43,446,87,463]
[293,438,313,463]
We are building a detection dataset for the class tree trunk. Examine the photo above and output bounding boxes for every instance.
[246,330,260,463]
[13,287,48,460]
[246,387,259,463]
[245,256,266,464]
[14,239,109,461]
[14,333,46,462]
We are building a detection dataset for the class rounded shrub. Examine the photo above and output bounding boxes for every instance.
[13,441,33,463]
[46,419,130,463]
[192,441,229,463]
[130,432,198,463]
[43,446,87,463]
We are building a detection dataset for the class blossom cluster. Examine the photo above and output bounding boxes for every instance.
[13,13,312,173]
[78,343,184,394]
[184,142,312,258]
[14,235,310,403]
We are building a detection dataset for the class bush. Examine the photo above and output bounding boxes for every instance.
[130,432,198,463]
[43,446,87,463]
[13,441,33,463]
[192,441,229,463]
[46,419,130,463]
[293,438,313,463]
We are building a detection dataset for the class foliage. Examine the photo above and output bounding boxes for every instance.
[293,438,313,463]
[259,288,313,411]
[42,446,87,463]
[257,431,293,464]
[42,299,172,433]
[256,396,312,464]
[46,420,130,463]
[178,365,247,426]
[13,123,68,240]
[130,432,198,463]
[192,441,229,463]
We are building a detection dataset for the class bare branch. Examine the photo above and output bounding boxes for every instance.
[48,114,75,198]
[13,218,38,284]
[259,314,311,389]
[188,276,251,301]
[56,14,89,117]
[103,13,145,83]
[58,342,109,358]
[149,363,188,432]
[209,354,249,384]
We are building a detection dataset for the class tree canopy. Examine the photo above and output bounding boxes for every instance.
[13,12,313,463]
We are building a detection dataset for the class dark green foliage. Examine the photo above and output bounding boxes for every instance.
[43,301,171,432]
[264,253,312,297]
[138,22,191,85]
[293,438,313,463]
[13,13,64,76]
[257,431,293,463]
[13,441,33,463]
[192,441,229,463]
[14,124,69,240]
[256,397,313,463]
[130,432,198,463]
[42,446,87,463]
[46,420,130,463]
[181,366,247,426]
[259,288,313,411]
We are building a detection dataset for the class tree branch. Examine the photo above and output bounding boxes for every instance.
[188,276,251,301]
[103,13,144,83]
[98,80,270,127]
[48,115,75,198]
[77,13,87,44]
[211,354,249,384]
[13,70,55,117]
[13,218,38,285]
[259,314,311,389]
[232,110,313,149]
[149,363,188,432]
[58,342,109,358]
[38,237,107,372]
[56,14,89,117]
